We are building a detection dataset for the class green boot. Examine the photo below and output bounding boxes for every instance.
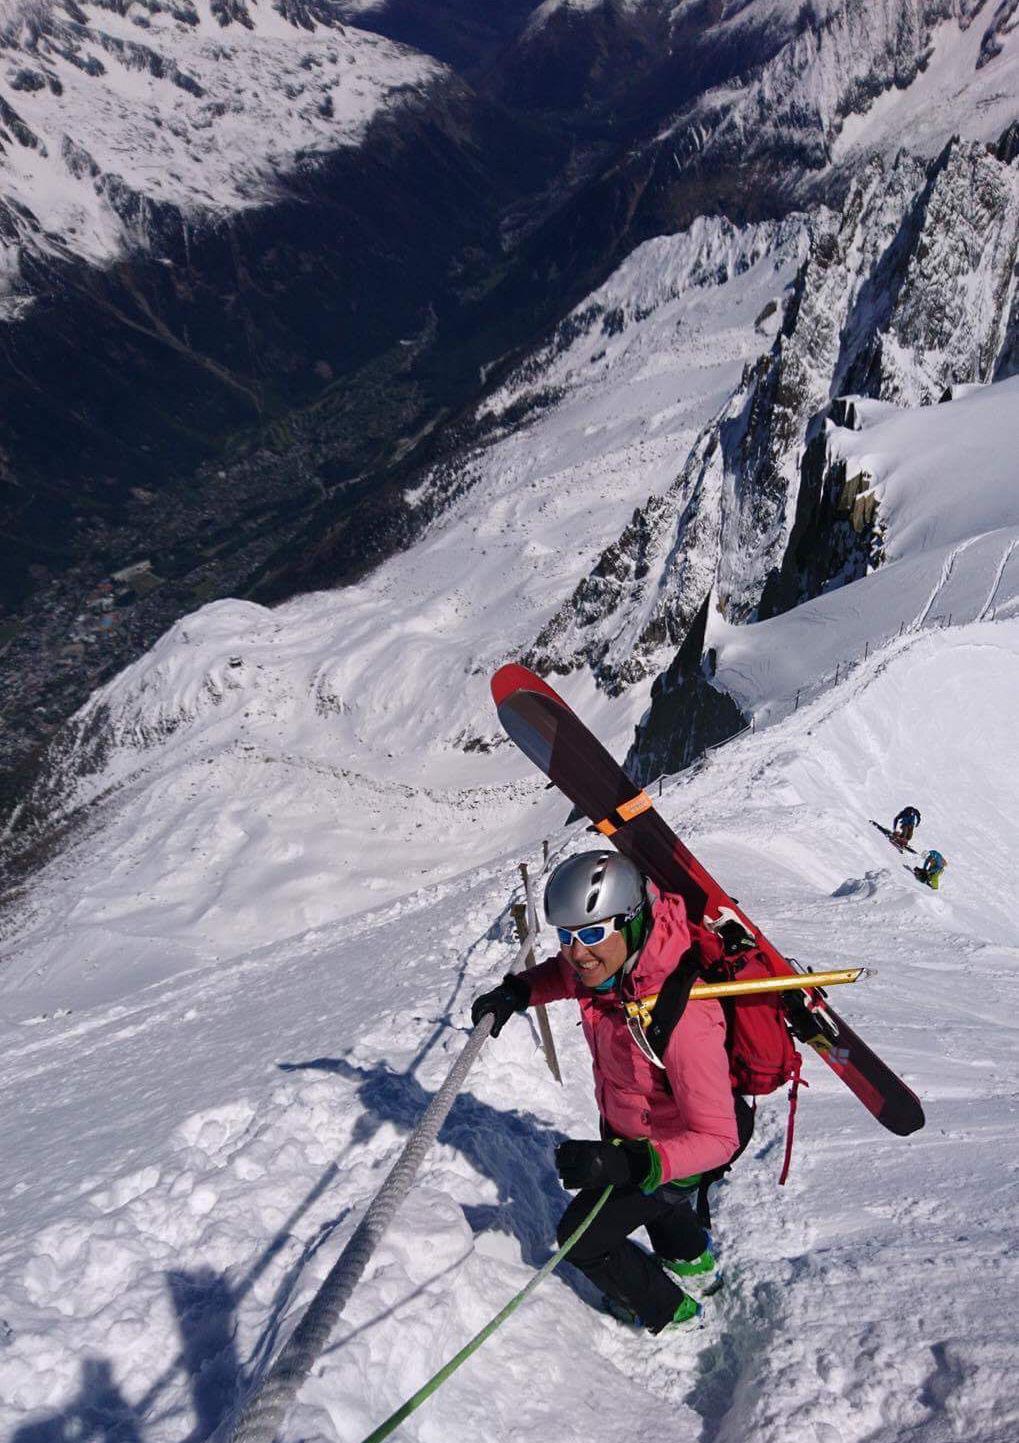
[602,1291,702,1333]
[663,1247,723,1297]
[656,1292,702,1333]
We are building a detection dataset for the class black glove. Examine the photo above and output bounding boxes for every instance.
[716,919,756,957]
[555,1138,651,1191]
[470,973,531,1038]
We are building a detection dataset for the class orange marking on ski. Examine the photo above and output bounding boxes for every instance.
[616,792,653,822]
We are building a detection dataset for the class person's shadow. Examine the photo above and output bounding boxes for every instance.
[11,1358,142,1443]
[165,1269,243,1443]
[278,1053,569,1269]
[12,905,575,1442]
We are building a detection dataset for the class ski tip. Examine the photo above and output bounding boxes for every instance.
[883,1103,926,1136]
[491,663,564,709]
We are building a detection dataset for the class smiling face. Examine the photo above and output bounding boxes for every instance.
[561,924,629,989]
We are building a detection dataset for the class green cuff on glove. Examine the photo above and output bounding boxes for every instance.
[636,1147,703,1195]
[639,1141,663,1194]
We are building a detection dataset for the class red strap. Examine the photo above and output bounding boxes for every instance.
[778,1056,806,1186]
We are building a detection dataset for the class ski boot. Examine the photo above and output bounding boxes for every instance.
[663,1243,723,1298]
[602,1292,702,1334]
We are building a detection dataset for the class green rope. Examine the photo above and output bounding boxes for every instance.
[359,1184,613,1443]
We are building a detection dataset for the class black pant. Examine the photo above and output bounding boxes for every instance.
[557,1183,707,1333]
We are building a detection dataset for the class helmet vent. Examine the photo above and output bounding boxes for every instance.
[544,849,643,929]
[585,855,609,914]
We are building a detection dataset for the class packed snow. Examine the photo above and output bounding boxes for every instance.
[2,610,1018,1443]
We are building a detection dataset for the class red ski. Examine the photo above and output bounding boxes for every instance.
[492,663,924,1138]
[870,819,917,854]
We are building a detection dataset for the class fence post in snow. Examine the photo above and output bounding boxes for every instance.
[515,867,562,1085]
[835,663,841,685]
[794,690,800,711]
[864,640,869,661]
[542,838,549,870]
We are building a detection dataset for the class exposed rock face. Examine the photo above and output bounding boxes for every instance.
[758,425,882,621]
[523,415,730,694]
[839,139,1019,404]
[530,134,1017,695]
[622,592,748,787]
[520,129,1017,777]
[516,213,809,691]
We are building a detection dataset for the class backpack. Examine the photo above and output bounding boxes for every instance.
[626,948,804,1221]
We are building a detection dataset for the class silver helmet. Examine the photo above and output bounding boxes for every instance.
[543,850,646,929]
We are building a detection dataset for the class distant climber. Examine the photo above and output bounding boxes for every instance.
[914,850,947,890]
[893,806,922,845]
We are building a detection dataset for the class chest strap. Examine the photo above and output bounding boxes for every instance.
[621,955,701,1063]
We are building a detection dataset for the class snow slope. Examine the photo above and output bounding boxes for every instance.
[710,378,1019,724]
[832,5,1019,164]
[2,231,1018,1442]
[1,617,1017,1443]
[0,213,806,1007]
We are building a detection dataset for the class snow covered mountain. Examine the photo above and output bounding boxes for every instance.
[2,9,1019,1440]
[1,376,1018,1441]
[3,0,1018,794]
[0,0,440,315]
[513,130,1017,749]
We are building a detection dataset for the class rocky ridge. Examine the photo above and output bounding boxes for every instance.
[523,131,1018,724]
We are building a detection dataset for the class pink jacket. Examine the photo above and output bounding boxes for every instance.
[526,892,739,1184]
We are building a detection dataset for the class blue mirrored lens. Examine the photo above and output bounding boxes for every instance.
[557,924,610,946]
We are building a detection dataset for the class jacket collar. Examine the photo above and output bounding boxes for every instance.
[619,892,690,999]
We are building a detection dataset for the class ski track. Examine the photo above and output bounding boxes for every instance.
[977,537,1019,622]
[913,534,982,628]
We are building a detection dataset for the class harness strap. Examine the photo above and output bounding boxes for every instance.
[778,1055,806,1186]
[643,954,700,1059]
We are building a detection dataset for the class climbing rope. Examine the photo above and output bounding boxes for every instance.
[360,1183,614,1443]
[227,927,539,1443]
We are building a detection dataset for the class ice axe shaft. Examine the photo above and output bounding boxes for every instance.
[690,968,864,1000]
